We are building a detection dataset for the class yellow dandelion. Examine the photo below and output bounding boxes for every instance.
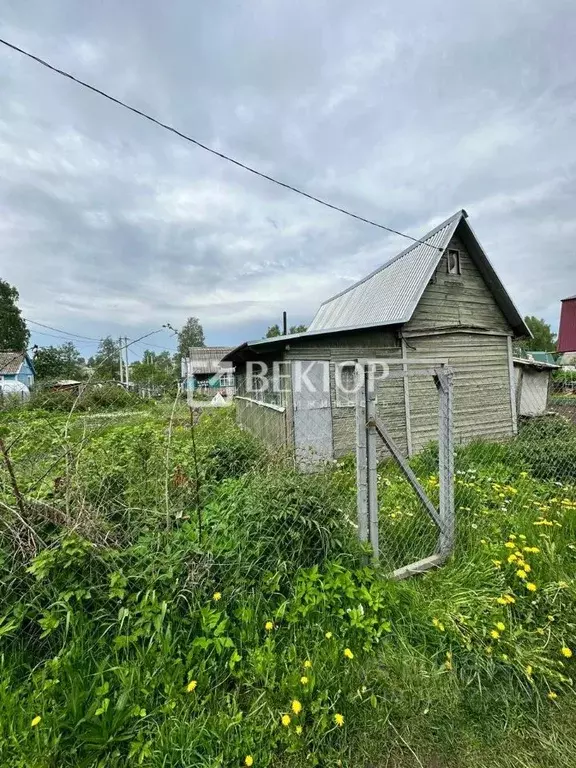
[505,542,515,549]
[186,680,197,693]
[281,714,291,727]
[516,569,527,580]
[496,622,506,632]
[523,563,532,573]
[525,665,533,677]
[526,582,537,592]
[265,621,274,632]
[245,757,254,767]
[344,648,354,659]
[295,725,303,735]
[334,713,344,727]
[300,676,309,685]
[303,659,312,669]
[507,554,518,563]
[505,595,516,604]
[492,560,502,568]
[212,591,222,601]
[509,534,517,540]
[490,630,500,640]
[30,716,41,727]
[547,691,558,700]
[291,700,302,715]
[561,647,573,659]
[496,597,508,605]
[325,631,333,639]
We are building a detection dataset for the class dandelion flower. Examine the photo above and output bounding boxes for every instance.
[334,713,344,727]
[492,560,502,568]
[303,660,312,669]
[295,725,303,735]
[490,630,500,640]
[496,622,506,632]
[507,554,518,563]
[505,542,515,549]
[496,597,508,605]
[526,582,537,592]
[561,647,573,659]
[525,665,533,677]
[547,691,558,700]
[325,631,333,639]
[344,648,354,660]
[31,716,41,727]
[300,676,309,685]
[291,700,302,715]
[509,534,517,540]
[516,569,527,579]
[281,714,291,727]
[212,592,222,601]
[505,595,516,604]
[265,621,274,632]
[245,757,254,766]
[186,680,197,693]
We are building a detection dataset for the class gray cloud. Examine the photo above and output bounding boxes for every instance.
[0,0,575,352]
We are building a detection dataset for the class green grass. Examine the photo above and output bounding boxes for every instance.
[0,407,575,767]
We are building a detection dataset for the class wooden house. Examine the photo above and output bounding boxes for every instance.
[225,210,530,459]
[0,351,35,393]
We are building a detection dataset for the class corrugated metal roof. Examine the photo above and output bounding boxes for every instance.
[308,211,463,332]
[558,298,576,353]
[0,351,26,375]
[188,346,233,374]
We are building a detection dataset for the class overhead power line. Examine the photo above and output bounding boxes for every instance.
[25,318,101,342]
[0,37,441,251]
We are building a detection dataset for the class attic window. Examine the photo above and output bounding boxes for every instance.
[447,249,461,275]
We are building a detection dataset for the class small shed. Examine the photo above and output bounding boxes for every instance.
[513,357,559,417]
[225,210,531,461]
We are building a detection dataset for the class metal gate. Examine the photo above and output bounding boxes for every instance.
[355,359,455,578]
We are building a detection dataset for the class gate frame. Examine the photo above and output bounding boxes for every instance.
[355,359,455,578]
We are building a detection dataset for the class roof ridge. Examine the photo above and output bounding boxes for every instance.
[315,209,467,309]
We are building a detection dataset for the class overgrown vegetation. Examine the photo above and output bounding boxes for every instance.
[0,405,575,767]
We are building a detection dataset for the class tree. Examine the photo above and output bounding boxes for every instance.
[520,316,557,352]
[130,350,175,386]
[265,324,281,338]
[177,317,205,358]
[33,342,85,381]
[0,278,29,350]
[88,336,121,380]
[265,323,307,338]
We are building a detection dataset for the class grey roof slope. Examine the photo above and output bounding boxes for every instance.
[0,351,27,375]
[188,346,233,374]
[308,209,530,338]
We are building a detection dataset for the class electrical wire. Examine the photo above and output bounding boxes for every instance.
[0,36,442,251]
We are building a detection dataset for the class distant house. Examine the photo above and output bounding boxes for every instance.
[523,351,558,366]
[558,295,576,364]
[182,347,235,397]
[513,357,559,418]
[0,351,35,394]
[225,209,531,460]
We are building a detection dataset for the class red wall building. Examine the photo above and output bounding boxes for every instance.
[558,295,576,353]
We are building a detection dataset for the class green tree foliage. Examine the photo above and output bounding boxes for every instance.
[130,350,175,386]
[177,317,205,358]
[88,336,121,380]
[0,278,29,350]
[265,323,307,338]
[33,342,85,381]
[520,316,557,352]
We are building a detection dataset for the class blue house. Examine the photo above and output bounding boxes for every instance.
[0,351,36,390]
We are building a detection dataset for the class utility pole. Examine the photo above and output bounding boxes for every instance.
[118,337,124,384]
[124,336,130,387]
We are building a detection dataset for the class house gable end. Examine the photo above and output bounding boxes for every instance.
[404,223,515,336]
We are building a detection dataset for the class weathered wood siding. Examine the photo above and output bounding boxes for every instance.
[405,333,515,452]
[406,233,511,334]
[284,329,406,458]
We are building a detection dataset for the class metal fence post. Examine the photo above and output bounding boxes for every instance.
[366,374,379,563]
[437,368,455,557]
[355,364,369,543]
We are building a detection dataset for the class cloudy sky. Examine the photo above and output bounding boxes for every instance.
[1,0,575,360]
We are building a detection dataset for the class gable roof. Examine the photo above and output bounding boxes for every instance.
[0,351,34,375]
[308,210,530,338]
[187,346,233,374]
